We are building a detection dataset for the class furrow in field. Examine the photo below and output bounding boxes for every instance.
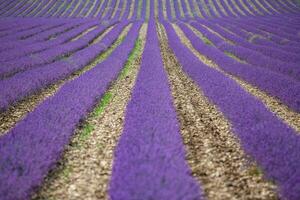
[0,24,130,138]
[176,0,185,19]
[0,22,45,40]
[169,0,177,20]
[69,0,83,17]
[242,0,264,15]
[177,23,300,134]
[188,22,300,81]
[101,0,113,20]
[72,0,88,17]
[190,0,203,18]
[26,0,48,16]
[231,18,300,43]
[0,21,88,62]
[85,0,100,17]
[212,0,228,17]
[118,0,127,20]
[34,0,57,17]
[235,0,254,15]
[0,22,129,112]
[165,0,173,20]
[128,0,135,19]
[0,23,106,80]
[11,0,33,17]
[94,0,108,18]
[198,20,300,64]
[197,0,210,18]
[176,22,300,113]
[216,19,300,52]
[159,0,166,20]
[0,0,15,13]
[158,22,277,200]
[111,0,121,20]
[0,22,142,200]
[0,0,25,17]
[45,0,64,17]
[33,23,147,200]
[18,0,41,17]
[28,0,50,17]
[183,0,194,18]
[163,20,300,200]
[51,0,70,17]
[59,0,77,17]
[0,20,95,56]
[109,20,203,200]
[78,0,93,17]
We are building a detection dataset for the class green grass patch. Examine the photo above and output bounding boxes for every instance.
[202,36,213,45]
[92,92,113,117]
[79,123,95,141]
[76,37,143,145]
[247,166,263,176]
[68,30,130,145]
[65,2,72,11]
[61,166,73,179]
[119,38,142,78]
[224,51,246,63]
[188,25,213,46]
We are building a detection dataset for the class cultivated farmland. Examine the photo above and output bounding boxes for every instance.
[0,0,300,200]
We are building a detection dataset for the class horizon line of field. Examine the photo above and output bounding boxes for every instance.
[0,0,299,19]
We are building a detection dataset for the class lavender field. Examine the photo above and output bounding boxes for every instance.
[0,0,300,199]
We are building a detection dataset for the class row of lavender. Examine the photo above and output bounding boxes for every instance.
[0,0,141,19]
[99,11,299,198]
[162,20,300,199]
[161,1,300,200]
[0,0,299,19]
[0,20,144,200]
[110,20,203,199]
[182,18,300,112]
[0,4,138,198]
[0,0,300,200]
[1,2,298,112]
[0,0,139,111]
[174,2,300,198]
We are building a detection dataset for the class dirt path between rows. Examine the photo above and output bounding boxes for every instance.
[158,22,277,200]
[32,24,147,200]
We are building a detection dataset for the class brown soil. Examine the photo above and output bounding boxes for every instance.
[173,23,300,133]
[157,22,278,200]
[0,24,128,136]
[32,24,147,200]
